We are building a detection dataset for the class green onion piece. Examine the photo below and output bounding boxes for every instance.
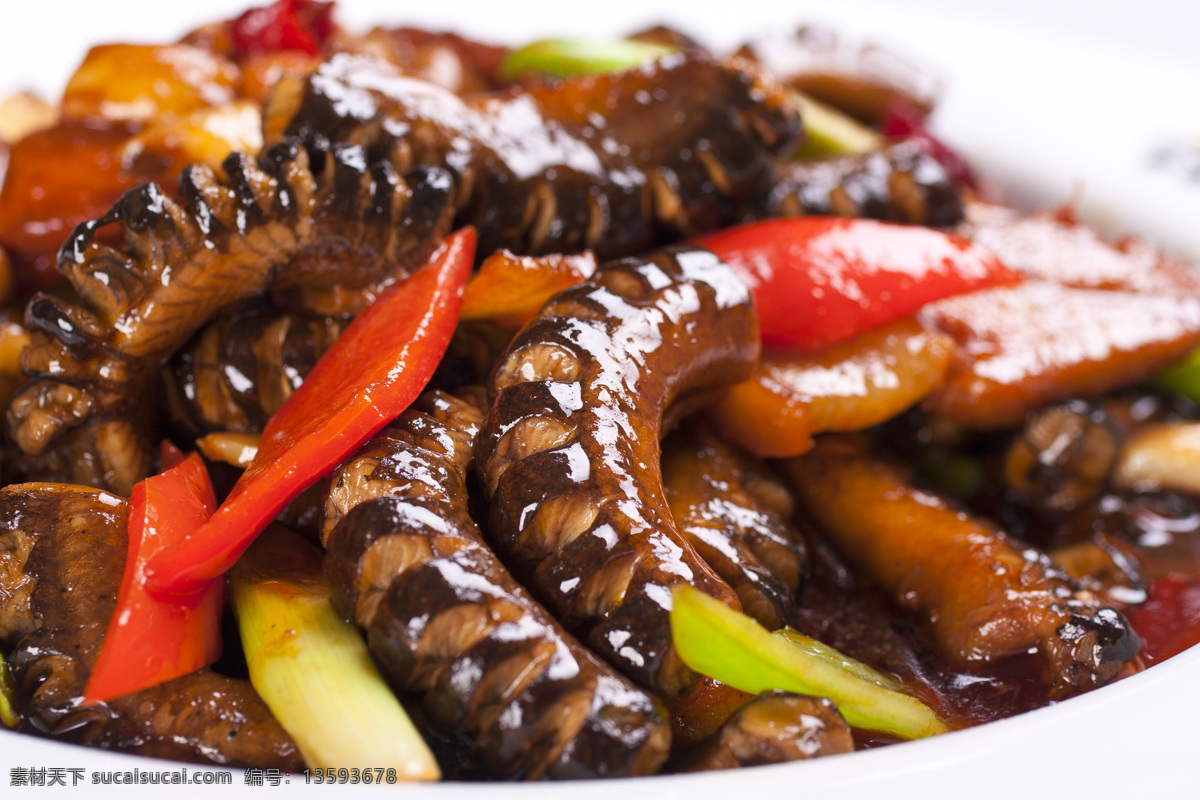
[793,92,882,158]
[499,39,676,81]
[671,585,948,740]
[231,527,440,779]
[1151,345,1200,403]
[773,628,904,692]
[0,650,17,728]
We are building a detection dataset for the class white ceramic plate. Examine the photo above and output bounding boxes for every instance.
[3,2,1200,796]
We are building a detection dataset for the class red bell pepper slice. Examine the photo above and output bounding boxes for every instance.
[230,0,335,58]
[146,228,477,596]
[697,217,1020,352]
[160,439,187,470]
[84,453,221,704]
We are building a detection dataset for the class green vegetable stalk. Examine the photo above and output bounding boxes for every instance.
[498,39,677,81]
[1151,346,1200,403]
[792,92,883,158]
[671,585,948,740]
[0,650,17,729]
[231,527,440,779]
[773,628,904,692]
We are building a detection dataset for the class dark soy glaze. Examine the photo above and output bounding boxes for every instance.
[477,245,759,700]
[323,389,670,780]
[6,141,454,494]
[0,483,300,768]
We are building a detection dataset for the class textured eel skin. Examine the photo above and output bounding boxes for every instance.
[661,426,807,630]
[477,245,759,700]
[0,484,301,768]
[736,26,939,125]
[167,302,346,435]
[677,692,853,772]
[323,389,670,780]
[753,140,964,228]
[6,141,454,494]
[779,436,1140,699]
[268,50,800,260]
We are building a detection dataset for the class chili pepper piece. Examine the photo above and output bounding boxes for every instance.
[697,217,1020,351]
[459,249,596,328]
[230,0,335,58]
[145,228,476,596]
[83,453,221,704]
[708,316,954,457]
[159,439,187,470]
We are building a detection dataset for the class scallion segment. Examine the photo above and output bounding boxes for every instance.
[773,628,904,692]
[1151,346,1200,403]
[0,650,17,728]
[793,92,882,158]
[671,585,948,740]
[231,527,440,779]
[499,39,676,81]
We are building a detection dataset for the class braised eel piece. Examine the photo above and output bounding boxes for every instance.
[165,303,511,439]
[754,140,964,228]
[267,50,800,260]
[0,483,300,768]
[477,245,758,700]
[7,140,454,493]
[677,692,853,772]
[1003,394,1200,517]
[779,437,1140,700]
[167,302,346,435]
[661,426,807,630]
[735,25,939,125]
[323,388,670,780]
[351,26,509,94]
[1003,399,1122,514]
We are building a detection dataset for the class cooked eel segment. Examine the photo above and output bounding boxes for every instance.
[758,141,965,228]
[323,389,670,780]
[269,50,799,259]
[7,140,454,493]
[168,303,346,435]
[677,692,853,772]
[0,483,300,768]
[322,388,485,546]
[920,281,1200,428]
[779,437,1139,699]
[478,246,758,699]
[354,26,508,95]
[661,427,807,630]
[1003,400,1122,514]
[735,25,939,124]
